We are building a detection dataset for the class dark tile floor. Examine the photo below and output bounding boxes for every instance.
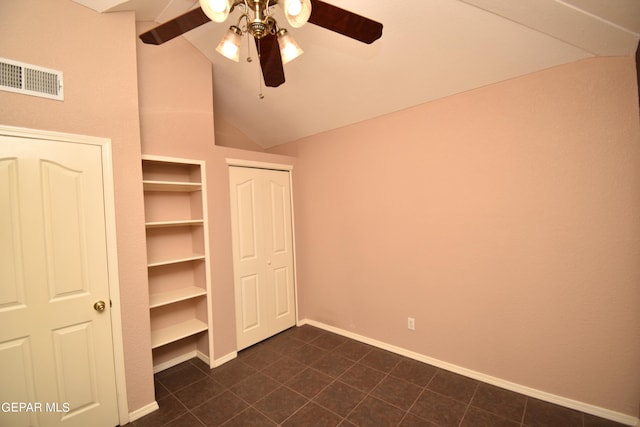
[131,325,626,427]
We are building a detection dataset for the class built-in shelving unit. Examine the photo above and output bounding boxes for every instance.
[142,155,213,372]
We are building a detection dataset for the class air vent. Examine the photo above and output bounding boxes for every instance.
[0,58,64,101]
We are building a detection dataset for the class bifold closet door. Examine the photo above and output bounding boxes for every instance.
[229,166,295,350]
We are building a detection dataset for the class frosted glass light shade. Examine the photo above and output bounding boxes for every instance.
[283,0,311,28]
[216,26,242,62]
[200,0,232,23]
[277,29,303,64]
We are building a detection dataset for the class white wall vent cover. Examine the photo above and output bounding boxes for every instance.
[0,58,64,101]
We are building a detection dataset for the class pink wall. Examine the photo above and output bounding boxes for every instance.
[214,116,266,151]
[4,1,638,419]
[270,57,640,417]
[0,0,154,413]
[136,22,296,360]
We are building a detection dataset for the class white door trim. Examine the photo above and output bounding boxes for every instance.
[0,124,129,424]
[225,158,293,171]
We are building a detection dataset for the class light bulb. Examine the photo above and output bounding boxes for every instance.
[200,0,231,22]
[287,0,302,16]
[220,41,239,58]
[209,0,227,13]
[282,44,299,61]
[283,0,311,28]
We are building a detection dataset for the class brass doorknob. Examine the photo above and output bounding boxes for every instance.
[93,300,106,312]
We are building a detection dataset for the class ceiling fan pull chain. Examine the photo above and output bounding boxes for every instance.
[257,39,265,99]
[246,32,253,62]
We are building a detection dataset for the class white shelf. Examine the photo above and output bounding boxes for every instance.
[150,319,208,349]
[142,155,213,371]
[145,219,204,228]
[143,180,201,192]
[149,287,207,309]
[147,255,205,268]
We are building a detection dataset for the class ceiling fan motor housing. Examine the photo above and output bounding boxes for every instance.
[249,19,271,38]
[246,0,273,38]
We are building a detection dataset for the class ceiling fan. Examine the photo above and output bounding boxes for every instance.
[139,0,383,88]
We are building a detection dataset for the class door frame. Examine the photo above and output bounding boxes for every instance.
[0,125,129,423]
[225,158,301,331]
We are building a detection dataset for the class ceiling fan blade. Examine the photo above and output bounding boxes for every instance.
[139,7,211,45]
[308,0,383,44]
[255,34,285,88]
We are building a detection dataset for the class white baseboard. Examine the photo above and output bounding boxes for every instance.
[152,349,236,374]
[152,351,199,374]
[212,351,237,367]
[300,319,639,427]
[128,401,159,423]
[195,350,210,366]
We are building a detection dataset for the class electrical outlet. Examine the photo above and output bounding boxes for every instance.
[407,317,416,330]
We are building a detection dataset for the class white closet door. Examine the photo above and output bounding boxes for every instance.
[0,135,119,427]
[229,166,296,350]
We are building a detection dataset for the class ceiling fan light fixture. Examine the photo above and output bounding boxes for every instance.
[277,28,303,64]
[216,25,242,62]
[140,0,383,88]
[283,0,312,28]
[200,0,232,23]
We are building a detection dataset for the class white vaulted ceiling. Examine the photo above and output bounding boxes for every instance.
[72,0,640,148]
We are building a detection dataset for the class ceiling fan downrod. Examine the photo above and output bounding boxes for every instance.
[245,0,276,39]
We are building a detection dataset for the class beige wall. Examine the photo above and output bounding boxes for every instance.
[270,57,640,417]
[0,0,154,413]
[136,22,296,361]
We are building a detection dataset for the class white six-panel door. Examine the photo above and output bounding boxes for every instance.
[228,166,296,350]
[0,135,119,426]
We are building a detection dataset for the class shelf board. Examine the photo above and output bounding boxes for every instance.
[150,319,208,349]
[149,287,207,309]
[147,255,205,268]
[146,219,204,228]
[143,180,201,192]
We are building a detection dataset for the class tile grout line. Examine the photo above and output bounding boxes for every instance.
[395,384,430,426]
[457,382,480,427]
[155,361,211,426]
[243,350,303,426]
[340,354,408,425]
[396,367,443,426]
[277,335,371,426]
[521,397,529,426]
[154,375,202,427]
[199,356,272,426]
[229,330,358,426]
